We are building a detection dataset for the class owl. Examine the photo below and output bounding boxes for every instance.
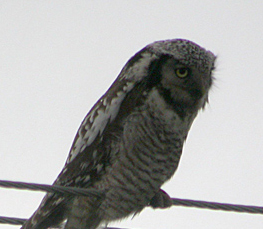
[21,39,216,229]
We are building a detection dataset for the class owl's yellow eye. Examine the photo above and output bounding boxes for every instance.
[175,68,189,78]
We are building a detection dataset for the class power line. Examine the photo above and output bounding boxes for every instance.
[0,216,26,226]
[0,180,102,197]
[171,198,263,214]
[0,216,127,229]
[0,179,262,227]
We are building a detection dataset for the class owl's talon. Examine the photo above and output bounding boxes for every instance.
[150,189,173,209]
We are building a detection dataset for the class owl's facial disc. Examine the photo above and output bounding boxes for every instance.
[159,58,211,113]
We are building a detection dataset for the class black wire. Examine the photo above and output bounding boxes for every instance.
[0,216,27,225]
[0,216,128,228]
[0,180,102,197]
[0,179,262,227]
[171,198,263,214]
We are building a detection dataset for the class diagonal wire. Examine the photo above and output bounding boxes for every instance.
[0,216,128,229]
[0,180,102,197]
[0,180,263,215]
[171,198,263,214]
[0,216,27,225]
[0,197,262,227]
[0,180,262,228]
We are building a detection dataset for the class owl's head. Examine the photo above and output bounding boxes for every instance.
[119,39,216,117]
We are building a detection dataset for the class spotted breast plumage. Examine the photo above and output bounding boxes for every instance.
[21,39,216,229]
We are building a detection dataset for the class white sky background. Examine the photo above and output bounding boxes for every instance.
[0,1,263,228]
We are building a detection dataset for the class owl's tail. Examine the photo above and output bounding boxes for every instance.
[64,195,103,229]
[21,194,68,229]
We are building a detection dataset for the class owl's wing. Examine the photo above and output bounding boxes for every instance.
[57,75,139,186]
[55,49,161,187]
[22,50,161,229]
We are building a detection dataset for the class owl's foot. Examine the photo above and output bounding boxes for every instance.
[149,189,173,209]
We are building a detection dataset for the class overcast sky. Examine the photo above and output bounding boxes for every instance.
[0,1,263,229]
